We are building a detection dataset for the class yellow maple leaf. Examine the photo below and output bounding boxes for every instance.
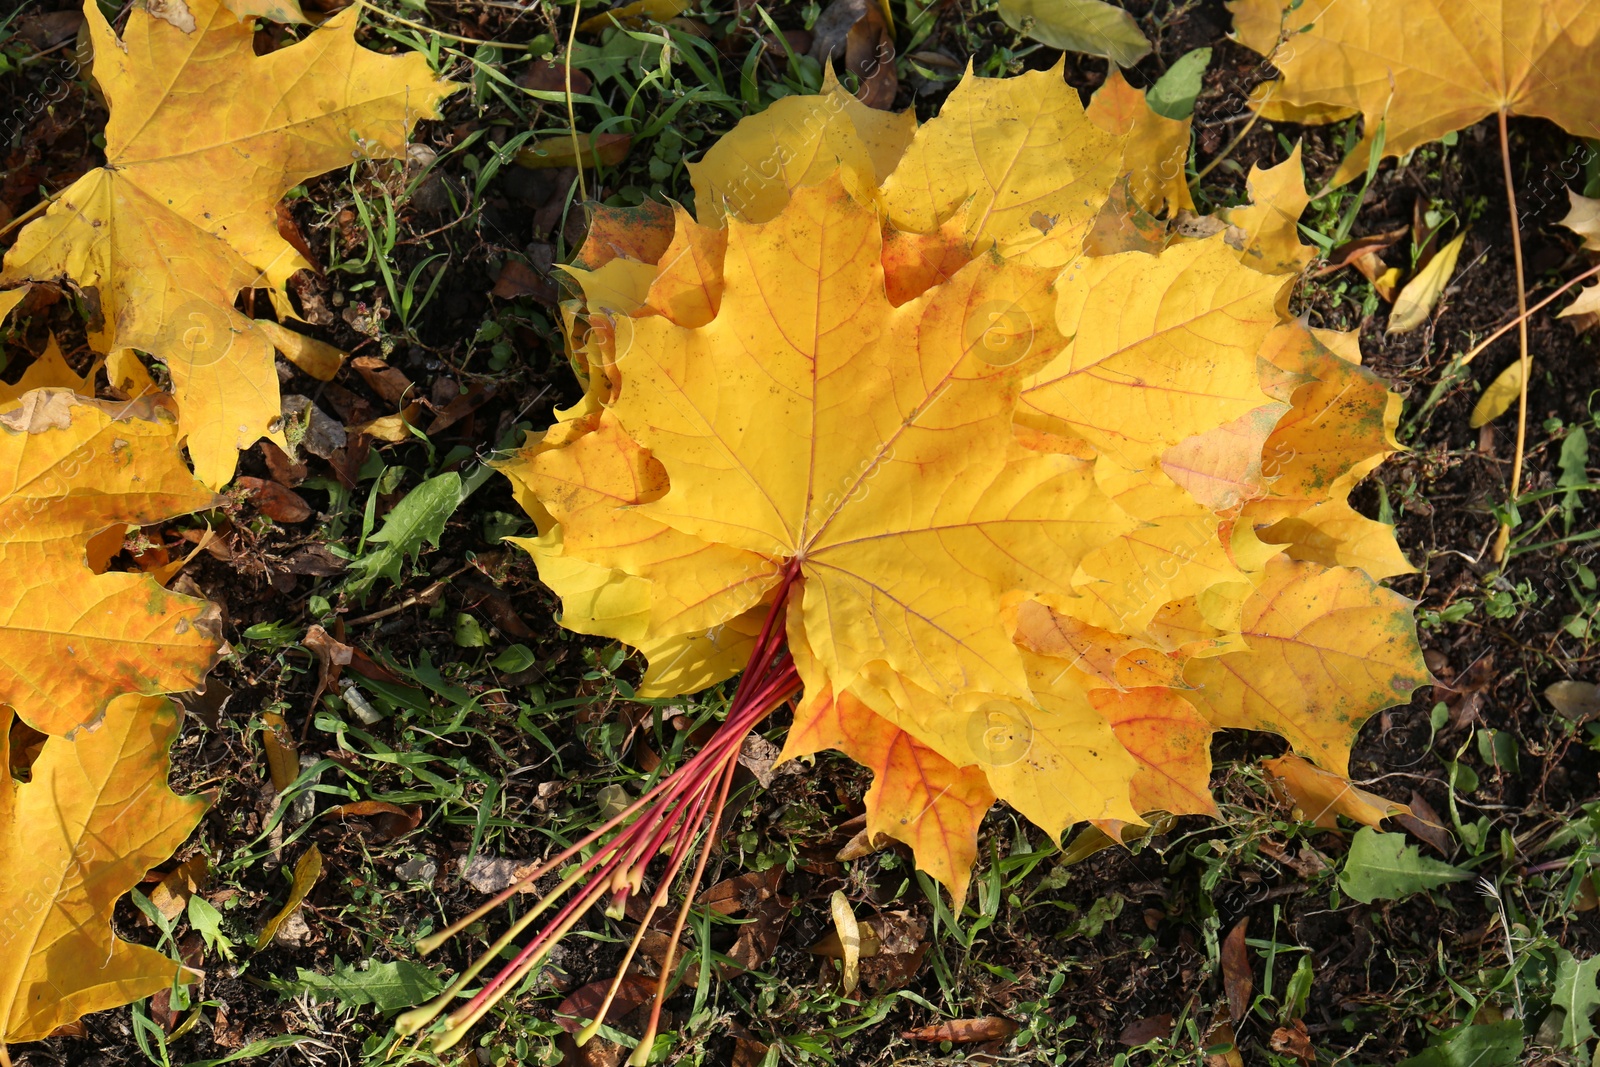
[1182,557,1427,777]
[608,178,1130,709]
[0,338,95,410]
[881,62,1124,268]
[690,67,916,225]
[1231,0,1600,185]
[1012,600,1218,821]
[1223,144,1314,274]
[0,391,219,736]
[1019,235,1289,471]
[0,695,206,1048]
[501,67,1424,901]
[0,0,457,487]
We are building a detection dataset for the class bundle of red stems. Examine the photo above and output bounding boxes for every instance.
[397,563,803,1062]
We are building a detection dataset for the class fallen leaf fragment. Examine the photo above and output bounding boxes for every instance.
[1221,918,1252,1022]
[577,0,687,32]
[1270,1020,1316,1065]
[516,133,632,170]
[257,844,323,949]
[1387,233,1467,334]
[236,476,312,523]
[149,855,210,923]
[351,356,415,405]
[556,973,657,1034]
[1547,679,1600,723]
[997,0,1150,66]
[830,891,861,994]
[903,1016,1019,1044]
[0,390,220,735]
[254,319,346,382]
[1263,754,1409,830]
[261,711,299,793]
[1562,190,1600,252]
[1470,360,1524,428]
[0,0,458,487]
[1,696,206,1046]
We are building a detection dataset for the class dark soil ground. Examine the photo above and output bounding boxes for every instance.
[5,0,1600,1065]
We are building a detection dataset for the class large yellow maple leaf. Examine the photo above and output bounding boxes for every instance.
[503,67,1425,900]
[0,391,219,736]
[0,0,457,487]
[0,696,206,1049]
[1231,0,1600,184]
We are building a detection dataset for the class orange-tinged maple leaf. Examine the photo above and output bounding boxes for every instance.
[1181,557,1428,777]
[1261,753,1409,830]
[1011,600,1217,820]
[0,391,219,735]
[0,0,458,487]
[1085,68,1195,218]
[1231,0,1600,185]
[0,695,206,1047]
[782,678,994,903]
[1245,323,1414,579]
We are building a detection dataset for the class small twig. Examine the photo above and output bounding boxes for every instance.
[1460,259,1600,366]
[1193,106,1264,184]
[344,563,475,625]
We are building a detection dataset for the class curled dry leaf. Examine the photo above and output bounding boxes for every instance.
[1263,753,1410,830]
[256,844,323,948]
[903,1016,1019,1044]
[1221,918,1252,1023]
[235,476,312,523]
[1387,232,1468,335]
[517,134,632,171]
[0,0,458,487]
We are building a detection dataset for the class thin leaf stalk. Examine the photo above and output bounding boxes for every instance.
[408,562,804,1054]
[1494,107,1531,562]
